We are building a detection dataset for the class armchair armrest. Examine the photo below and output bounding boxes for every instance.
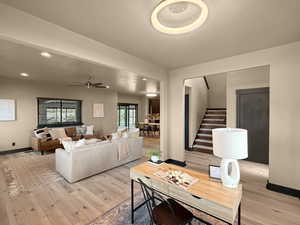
[31,136,41,151]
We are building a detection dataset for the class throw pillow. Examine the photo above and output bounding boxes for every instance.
[62,140,76,152]
[34,128,52,142]
[76,126,87,136]
[86,125,94,135]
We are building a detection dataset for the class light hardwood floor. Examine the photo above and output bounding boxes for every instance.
[0,138,299,225]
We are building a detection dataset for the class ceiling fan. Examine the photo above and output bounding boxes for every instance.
[69,76,110,89]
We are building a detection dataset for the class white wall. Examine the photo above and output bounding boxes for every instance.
[206,73,227,108]
[184,78,208,147]
[0,77,118,151]
[226,66,270,128]
[117,94,147,122]
[168,41,300,190]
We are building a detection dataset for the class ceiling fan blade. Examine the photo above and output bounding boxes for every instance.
[94,85,106,88]
[68,84,84,86]
[93,82,103,86]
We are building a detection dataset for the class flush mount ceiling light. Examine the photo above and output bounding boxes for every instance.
[40,52,52,58]
[20,72,29,77]
[146,93,158,97]
[151,0,208,35]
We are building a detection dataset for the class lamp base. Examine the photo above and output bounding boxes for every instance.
[220,158,240,188]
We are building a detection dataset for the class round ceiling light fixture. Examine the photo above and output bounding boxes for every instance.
[151,0,208,35]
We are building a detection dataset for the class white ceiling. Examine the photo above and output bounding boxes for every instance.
[0,39,160,96]
[1,0,300,69]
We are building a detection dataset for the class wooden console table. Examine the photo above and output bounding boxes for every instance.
[130,162,242,225]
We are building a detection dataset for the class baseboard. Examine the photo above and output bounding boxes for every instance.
[165,159,186,167]
[0,147,32,155]
[266,180,300,198]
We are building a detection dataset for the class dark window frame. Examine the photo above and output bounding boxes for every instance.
[117,103,138,128]
[37,97,83,128]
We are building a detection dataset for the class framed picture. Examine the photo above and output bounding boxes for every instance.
[0,99,15,121]
[93,103,104,118]
[209,165,221,180]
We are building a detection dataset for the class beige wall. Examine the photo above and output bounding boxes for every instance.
[184,78,208,147]
[168,41,300,190]
[0,77,118,151]
[226,66,270,128]
[117,94,147,122]
[206,73,227,108]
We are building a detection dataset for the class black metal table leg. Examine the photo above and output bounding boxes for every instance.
[238,203,241,225]
[131,179,134,224]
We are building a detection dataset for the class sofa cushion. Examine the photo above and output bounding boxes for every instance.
[85,138,98,145]
[62,140,76,152]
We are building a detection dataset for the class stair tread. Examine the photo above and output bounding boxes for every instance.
[195,139,212,143]
[193,144,213,149]
[202,123,226,126]
[192,108,226,154]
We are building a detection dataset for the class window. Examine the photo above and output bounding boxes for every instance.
[117,103,138,128]
[38,98,82,128]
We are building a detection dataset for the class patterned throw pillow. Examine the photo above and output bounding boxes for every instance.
[34,128,52,142]
[76,126,87,136]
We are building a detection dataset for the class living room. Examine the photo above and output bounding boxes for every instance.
[0,1,300,225]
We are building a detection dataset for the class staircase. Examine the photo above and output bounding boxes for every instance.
[192,108,226,153]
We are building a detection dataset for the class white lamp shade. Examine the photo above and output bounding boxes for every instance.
[212,128,248,159]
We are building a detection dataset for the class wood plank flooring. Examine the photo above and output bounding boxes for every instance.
[0,138,299,225]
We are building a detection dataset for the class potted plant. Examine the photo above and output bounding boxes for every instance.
[147,151,160,163]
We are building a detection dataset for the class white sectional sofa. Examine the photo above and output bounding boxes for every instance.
[55,137,144,183]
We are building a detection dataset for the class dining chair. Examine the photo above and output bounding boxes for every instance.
[138,178,193,225]
[138,123,148,136]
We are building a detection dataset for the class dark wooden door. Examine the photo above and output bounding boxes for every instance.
[237,88,269,164]
[185,94,190,150]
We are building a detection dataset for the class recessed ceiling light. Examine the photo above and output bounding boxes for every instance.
[20,73,29,77]
[142,78,147,81]
[106,85,110,89]
[151,0,209,35]
[40,52,52,58]
[146,93,158,97]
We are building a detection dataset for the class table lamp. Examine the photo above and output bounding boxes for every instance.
[212,128,248,188]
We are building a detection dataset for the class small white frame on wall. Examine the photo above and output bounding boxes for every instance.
[0,99,16,121]
[93,103,104,118]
